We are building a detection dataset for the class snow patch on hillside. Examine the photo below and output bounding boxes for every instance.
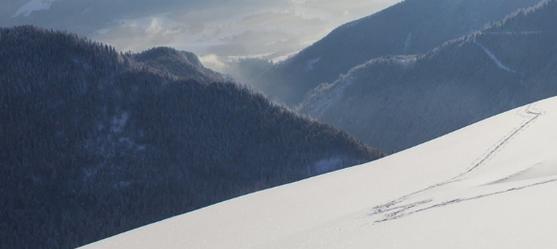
[474,41,516,73]
[111,112,129,134]
[403,32,413,52]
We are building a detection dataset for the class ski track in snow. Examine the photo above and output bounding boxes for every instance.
[474,41,516,73]
[370,105,547,223]
[377,178,557,222]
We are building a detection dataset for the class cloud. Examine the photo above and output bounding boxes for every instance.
[1,0,399,66]
[200,54,228,72]
[13,0,57,18]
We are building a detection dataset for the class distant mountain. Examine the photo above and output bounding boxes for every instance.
[0,26,382,249]
[132,47,226,83]
[300,0,557,152]
[252,0,541,105]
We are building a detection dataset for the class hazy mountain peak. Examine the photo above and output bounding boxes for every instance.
[299,0,557,152]
[252,0,541,105]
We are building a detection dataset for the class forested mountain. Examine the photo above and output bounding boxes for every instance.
[300,0,557,152]
[251,0,540,105]
[0,26,382,249]
[131,47,226,82]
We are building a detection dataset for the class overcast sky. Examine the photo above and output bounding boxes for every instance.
[1,0,398,68]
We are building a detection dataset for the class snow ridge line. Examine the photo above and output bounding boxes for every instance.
[370,105,543,222]
[484,31,543,35]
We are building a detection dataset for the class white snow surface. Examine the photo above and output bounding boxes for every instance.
[82,96,557,249]
[12,0,56,17]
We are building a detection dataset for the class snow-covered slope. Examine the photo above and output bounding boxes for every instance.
[82,96,557,249]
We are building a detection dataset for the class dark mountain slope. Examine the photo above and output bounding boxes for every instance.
[0,26,382,249]
[255,0,541,105]
[300,0,557,152]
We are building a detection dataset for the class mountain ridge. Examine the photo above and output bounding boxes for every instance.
[299,0,557,152]
[0,25,382,249]
[252,0,541,105]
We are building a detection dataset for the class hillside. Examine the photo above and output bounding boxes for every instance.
[0,26,382,249]
[252,0,540,105]
[82,94,557,249]
[300,0,557,152]
[131,47,226,83]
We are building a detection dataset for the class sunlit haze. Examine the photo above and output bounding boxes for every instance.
[1,0,398,69]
